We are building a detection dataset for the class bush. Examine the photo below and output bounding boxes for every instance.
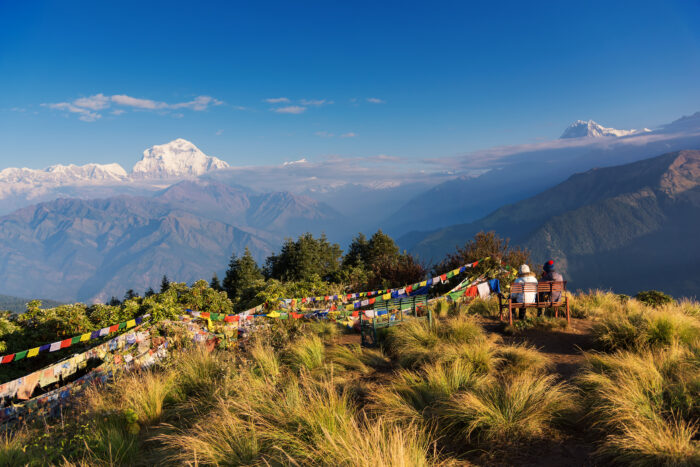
[635,290,674,308]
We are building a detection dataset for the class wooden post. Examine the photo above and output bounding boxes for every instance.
[566,297,571,324]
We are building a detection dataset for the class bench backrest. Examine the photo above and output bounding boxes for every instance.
[511,281,567,294]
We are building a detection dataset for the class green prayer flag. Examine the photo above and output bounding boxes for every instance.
[14,350,28,361]
[71,336,81,345]
[118,322,127,330]
[446,271,455,279]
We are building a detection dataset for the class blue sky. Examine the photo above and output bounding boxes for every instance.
[1,0,699,170]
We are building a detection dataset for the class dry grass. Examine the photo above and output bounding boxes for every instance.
[440,373,574,444]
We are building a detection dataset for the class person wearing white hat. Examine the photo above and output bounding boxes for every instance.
[512,264,538,319]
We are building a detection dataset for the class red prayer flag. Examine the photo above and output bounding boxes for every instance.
[109,324,119,333]
[1,354,15,364]
[441,274,447,281]
[369,298,376,305]
[60,338,72,348]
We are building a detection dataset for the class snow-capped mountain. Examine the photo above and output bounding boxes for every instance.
[560,120,651,139]
[0,163,128,198]
[0,139,231,210]
[131,138,229,179]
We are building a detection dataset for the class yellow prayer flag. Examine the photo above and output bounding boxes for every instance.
[382,293,391,300]
[27,347,40,358]
[420,280,427,287]
[80,333,91,342]
[126,319,136,328]
[451,268,461,276]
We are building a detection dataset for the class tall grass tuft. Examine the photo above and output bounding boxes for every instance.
[0,429,30,466]
[248,340,281,380]
[284,334,326,373]
[466,297,499,317]
[318,417,438,467]
[496,343,551,376]
[579,343,700,465]
[157,399,262,465]
[372,359,486,426]
[440,373,573,444]
[384,319,439,368]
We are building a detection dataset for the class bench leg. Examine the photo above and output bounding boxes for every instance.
[509,303,513,326]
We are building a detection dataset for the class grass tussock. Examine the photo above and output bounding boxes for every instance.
[495,343,552,376]
[283,334,326,373]
[441,373,574,444]
[578,343,700,465]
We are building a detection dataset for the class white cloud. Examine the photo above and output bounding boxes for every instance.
[170,95,223,111]
[216,129,224,136]
[42,93,225,121]
[283,158,308,166]
[273,105,306,114]
[110,94,167,110]
[340,132,357,138]
[264,97,290,104]
[73,93,111,110]
[366,97,385,104]
[42,102,101,122]
[300,99,332,106]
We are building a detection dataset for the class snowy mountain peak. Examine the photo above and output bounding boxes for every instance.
[560,120,651,139]
[131,139,229,179]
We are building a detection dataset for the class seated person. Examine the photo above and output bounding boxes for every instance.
[512,264,538,320]
[541,260,564,302]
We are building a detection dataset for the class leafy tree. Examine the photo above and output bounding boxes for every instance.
[438,231,530,277]
[264,233,342,282]
[144,287,156,297]
[210,273,223,291]
[368,253,426,289]
[107,296,121,306]
[160,275,170,293]
[224,247,264,300]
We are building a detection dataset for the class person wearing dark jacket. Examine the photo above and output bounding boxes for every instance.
[541,260,563,303]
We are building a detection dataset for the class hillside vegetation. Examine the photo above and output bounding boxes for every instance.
[0,287,698,466]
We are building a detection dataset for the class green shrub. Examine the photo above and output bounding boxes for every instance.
[635,290,674,308]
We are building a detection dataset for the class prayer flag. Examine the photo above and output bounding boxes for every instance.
[60,339,72,349]
[1,354,14,364]
[126,319,136,328]
[13,350,28,361]
[27,348,39,358]
[80,333,91,342]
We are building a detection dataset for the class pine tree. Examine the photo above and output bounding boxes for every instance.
[124,289,138,301]
[223,248,263,300]
[160,275,170,293]
[144,287,155,297]
[210,273,223,291]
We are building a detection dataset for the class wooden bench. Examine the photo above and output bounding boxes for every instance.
[498,281,569,326]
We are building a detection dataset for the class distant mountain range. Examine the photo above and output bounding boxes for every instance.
[1,112,700,301]
[382,113,700,235]
[0,294,63,314]
[402,150,700,297]
[0,182,341,303]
